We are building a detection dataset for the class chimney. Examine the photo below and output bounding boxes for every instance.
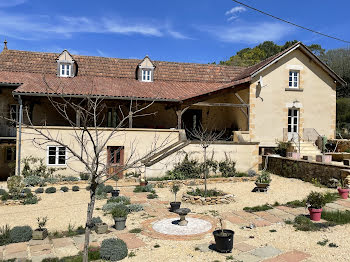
[3,39,7,50]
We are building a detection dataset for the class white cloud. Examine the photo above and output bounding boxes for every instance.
[0,12,189,40]
[0,0,27,7]
[225,6,246,21]
[199,22,294,44]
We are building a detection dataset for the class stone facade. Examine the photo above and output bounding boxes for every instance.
[182,193,234,205]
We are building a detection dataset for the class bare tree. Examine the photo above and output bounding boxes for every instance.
[2,77,175,262]
[188,124,225,196]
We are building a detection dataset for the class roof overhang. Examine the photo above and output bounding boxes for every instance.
[251,42,346,86]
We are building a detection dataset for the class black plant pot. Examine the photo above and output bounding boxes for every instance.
[111,190,120,197]
[213,229,234,253]
[170,201,181,212]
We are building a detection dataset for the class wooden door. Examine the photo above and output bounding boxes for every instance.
[107,146,124,178]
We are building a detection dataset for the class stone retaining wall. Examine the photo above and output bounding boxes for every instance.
[149,176,256,188]
[181,193,234,205]
[263,155,350,186]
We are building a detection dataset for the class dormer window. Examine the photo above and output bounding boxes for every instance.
[60,63,71,77]
[142,69,152,82]
[56,49,75,78]
[138,55,155,82]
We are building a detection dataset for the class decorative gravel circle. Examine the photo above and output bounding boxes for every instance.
[152,217,212,236]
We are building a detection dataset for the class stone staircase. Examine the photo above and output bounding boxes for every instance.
[292,141,321,159]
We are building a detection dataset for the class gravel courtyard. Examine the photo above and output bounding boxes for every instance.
[0,175,349,262]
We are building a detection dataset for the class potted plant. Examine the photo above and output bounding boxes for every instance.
[337,178,350,199]
[169,183,181,212]
[32,216,48,240]
[111,175,120,197]
[255,171,271,189]
[140,178,148,186]
[91,217,108,234]
[212,217,234,253]
[306,191,326,221]
[110,204,129,230]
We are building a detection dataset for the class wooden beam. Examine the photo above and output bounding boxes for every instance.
[193,102,249,107]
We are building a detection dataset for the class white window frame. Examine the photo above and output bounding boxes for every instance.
[59,63,72,77]
[141,69,152,82]
[47,146,67,166]
[289,70,299,89]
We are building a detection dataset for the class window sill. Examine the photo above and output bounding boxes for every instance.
[285,88,303,92]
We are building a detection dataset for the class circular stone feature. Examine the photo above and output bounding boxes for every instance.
[152,217,212,236]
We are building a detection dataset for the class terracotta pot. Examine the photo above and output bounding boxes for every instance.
[140,181,148,186]
[308,208,322,221]
[338,188,350,199]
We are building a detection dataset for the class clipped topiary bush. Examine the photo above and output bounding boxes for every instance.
[127,204,144,212]
[79,172,90,181]
[23,195,39,205]
[0,189,7,195]
[21,188,32,195]
[72,186,80,192]
[104,185,114,193]
[91,217,103,226]
[60,186,69,192]
[45,187,57,194]
[35,188,44,194]
[9,226,32,243]
[100,238,128,261]
[62,176,79,182]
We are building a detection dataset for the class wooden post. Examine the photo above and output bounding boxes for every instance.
[176,110,182,129]
[128,112,133,128]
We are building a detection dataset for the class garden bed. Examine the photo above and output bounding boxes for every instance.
[181,193,234,205]
[149,176,256,188]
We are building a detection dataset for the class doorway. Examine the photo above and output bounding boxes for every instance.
[288,108,299,141]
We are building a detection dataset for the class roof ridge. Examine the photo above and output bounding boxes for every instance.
[2,49,246,69]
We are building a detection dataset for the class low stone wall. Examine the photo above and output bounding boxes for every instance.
[181,193,234,205]
[149,176,256,188]
[263,155,350,186]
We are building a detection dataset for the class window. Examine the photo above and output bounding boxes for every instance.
[141,69,152,82]
[10,104,19,122]
[107,146,124,165]
[60,63,71,77]
[5,147,15,162]
[107,108,120,127]
[47,146,66,165]
[289,71,299,88]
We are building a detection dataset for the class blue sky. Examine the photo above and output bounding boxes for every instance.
[0,0,349,63]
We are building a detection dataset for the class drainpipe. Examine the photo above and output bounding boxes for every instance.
[16,95,23,176]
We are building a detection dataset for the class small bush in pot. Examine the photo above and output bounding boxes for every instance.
[33,217,48,240]
[45,187,56,194]
[109,204,129,230]
[10,226,32,243]
[72,186,80,192]
[170,183,181,212]
[255,171,271,189]
[213,217,234,253]
[111,175,120,197]
[92,216,108,234]
[100,238,128,261]
[337,179,349,199]
[306,191,326,221]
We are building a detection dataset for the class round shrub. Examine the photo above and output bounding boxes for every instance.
[60,186,69,192]
[104,185,114,193]
[100,238,128,261]
[91,216,103,226]
[45,187,57,194]
[21,188,32,195]
[127,204,144,212]
[1,192,9,201]
[0,188,8,195]
[79,172,90,181]
[23,176,43,187]
[10,226,32,243]
[72,186,80,192]
[23,195,39,205]
[107,196,130,205]
[35,187,44,194]
[62,176,79,182]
